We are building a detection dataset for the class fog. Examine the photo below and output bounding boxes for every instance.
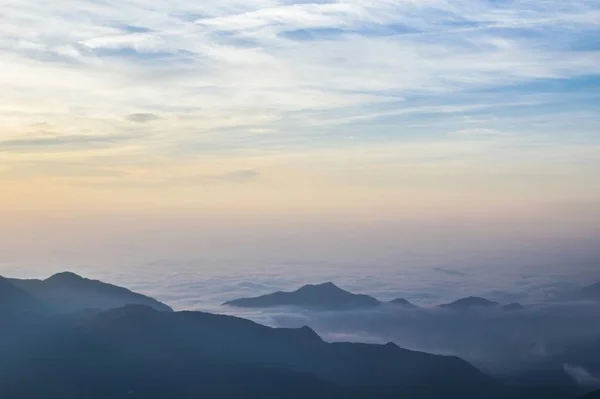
[224,301,599,375]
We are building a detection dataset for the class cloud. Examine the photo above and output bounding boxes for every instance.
[219,169,259,181]
[433,268,467,277]
[1,0,600,221]
[452,128,507,137]
[2,1,599,139]
[0,134,131,151]
[564,364,600,386]
[125,113,161,123]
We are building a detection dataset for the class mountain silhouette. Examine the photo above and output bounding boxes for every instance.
[73,305,500,398]
[9,272,173,312]
[439,296,500,310]
[0,273,582,398]
[224,282,381,310]
[0,299,504,398]
[388,298,417,307]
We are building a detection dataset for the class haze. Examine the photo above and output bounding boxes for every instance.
[1,0,600,309]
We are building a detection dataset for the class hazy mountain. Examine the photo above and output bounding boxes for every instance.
[388,298,417,308]
[9,272,173,313]
[580,282,600,301]
[0,277,45,313]
[439,296,500,310]
[224,282,381,310]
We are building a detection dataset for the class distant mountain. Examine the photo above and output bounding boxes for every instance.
[9,272,173,313]
[388,298,417,308]
[224,282,381,310]
[580,282,600,301]
[0,277,45,313]
[440,296,500,310]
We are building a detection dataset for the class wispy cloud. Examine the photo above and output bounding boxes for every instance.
[125,113,162,123]
[0,134,131,151]
[1,0,599,214]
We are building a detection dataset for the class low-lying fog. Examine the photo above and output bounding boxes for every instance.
[220,300,600,376]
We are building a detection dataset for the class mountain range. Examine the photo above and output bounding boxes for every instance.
[0,273,505,399]
[1,271,598,398]
[224,282,522,311]
[439,296,525,310]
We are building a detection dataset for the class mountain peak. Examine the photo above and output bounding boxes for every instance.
[11,272,173,312]
[297,282,343,293]
[388,298,417,307]
[45,271,84,283]
[440,296,499,310]
[224,282,381,310]
[319,281,338,288]
[294,325,323,344]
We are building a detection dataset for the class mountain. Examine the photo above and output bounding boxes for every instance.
[580,389,600,399]
[0,300,505,399]
[224,282,381,310]
[77,305,500,398]
[9,272,173,313]
[440,296,500,310]
[0,277,45,313]
[580,282,600,301]
[0,305,344,399]
[0,273,574,399]
[388,298,417,308]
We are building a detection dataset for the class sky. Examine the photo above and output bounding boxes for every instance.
[1,1,600,283]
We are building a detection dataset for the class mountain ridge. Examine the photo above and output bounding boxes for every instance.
[0,276,46,313]
[8,272,173,313]
[224,282,382,310]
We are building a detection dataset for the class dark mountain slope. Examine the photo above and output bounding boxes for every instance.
[81,305,500,398]
[0,302,498,398]
[580,389,600,399]
[224,282,381,310]
[0,305,351,399]
[9,272,172,312]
